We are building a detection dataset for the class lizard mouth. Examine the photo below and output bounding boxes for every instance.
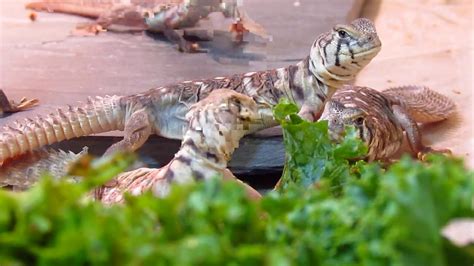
[351,45,382,57]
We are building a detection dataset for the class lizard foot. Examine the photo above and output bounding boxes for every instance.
[14,97,39,111]
[73,23,105,36]
[0,90,38,114]
[179,42,208,53]
[417,147,452,161]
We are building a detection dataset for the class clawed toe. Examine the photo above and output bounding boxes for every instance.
[417,147,452,161]
[16,97,39,111]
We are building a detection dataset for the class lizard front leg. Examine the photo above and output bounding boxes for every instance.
[392,105,451,161]
[95,108,152,199]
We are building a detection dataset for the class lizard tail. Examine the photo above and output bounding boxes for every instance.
[0,147,87,190]
[0,95,125,163]
[382,85,456,124]
[26,2,105,18]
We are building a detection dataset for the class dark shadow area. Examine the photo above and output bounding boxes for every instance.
[144,30,268,65]
[50,134,284,190]
[0,114,14,119]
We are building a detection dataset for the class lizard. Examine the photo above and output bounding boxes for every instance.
[98,89,263,203]
[319,85,455,162]
[0,147,87,190]
[0,89,39,117]
[0,18,382,168]
[25,0,269,53]
[0,90,262,201]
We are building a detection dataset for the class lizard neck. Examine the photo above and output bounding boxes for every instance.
[283,56,337,110]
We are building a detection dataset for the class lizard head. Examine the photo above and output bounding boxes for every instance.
[319,100,370,144]
[309,18,381,86]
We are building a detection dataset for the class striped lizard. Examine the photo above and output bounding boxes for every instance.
[26,0,268,53]
[0,85,456,195]
[0,18,382,166]
[99,89,263,203]
[319,85,455,162]
[0,90,262,201]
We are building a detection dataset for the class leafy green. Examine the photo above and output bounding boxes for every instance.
[0,101,472,265]
[273,99,367,193]
[264,155,473,266]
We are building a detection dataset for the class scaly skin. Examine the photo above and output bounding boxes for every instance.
[0,90,39,117]
[100,89,262,203]
[0,90,261,202]
[0,147,87,190]
[382,85,456,124]
[0,18,381,164]
[319,85,455,161]
[25,0,267,52]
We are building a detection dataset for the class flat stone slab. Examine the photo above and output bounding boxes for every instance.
[0,0,366,185]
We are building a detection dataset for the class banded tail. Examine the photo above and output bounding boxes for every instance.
[0,147,87,190]
[383,85,456,124]
[0,95,125,163]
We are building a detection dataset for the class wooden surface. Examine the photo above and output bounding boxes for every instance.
[0,0,366,185]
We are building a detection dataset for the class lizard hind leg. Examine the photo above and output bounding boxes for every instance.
[392,105,451,161]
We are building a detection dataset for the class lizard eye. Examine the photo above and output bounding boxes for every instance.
[338,30,348,38]
[354,117,364,125]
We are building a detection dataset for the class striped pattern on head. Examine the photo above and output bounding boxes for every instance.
[309,18,382,87]
[319,86,405,161]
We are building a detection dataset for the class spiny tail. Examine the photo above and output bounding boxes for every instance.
[0,147,87,190]
[0,95,125,162]
[382,85,456,124]
[26,1,108,18]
